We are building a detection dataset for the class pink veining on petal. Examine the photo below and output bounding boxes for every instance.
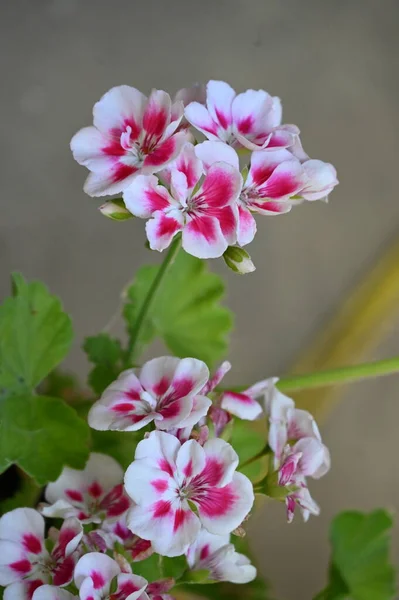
[173,508,190,532]
[23,533,42,555]
[91,570,105,589]
[53,554,75,586]
[112,163,137,184]
[196,483,237,517]
[145,188,171,212]
[199,457,224,487]
[152,479,169,493]
[10,559,32,574]
[144,136,177,168]
[66,489,84,503]
[88,481,103,499]
[153,376,170,396]
[153,500,172,518]
[158,459,175,477]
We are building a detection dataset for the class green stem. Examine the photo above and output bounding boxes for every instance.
[126,237,181,365]
[277,356,399,393]
[239,445,270,470]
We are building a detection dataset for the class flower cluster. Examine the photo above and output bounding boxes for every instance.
[71,80,338,262]
[0,356,330,599]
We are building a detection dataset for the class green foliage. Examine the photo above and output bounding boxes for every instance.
[315,510,396,600]
[84,333,124,394]
[232,419,269,482]
[124,251,233,367]
[0,473,41,513]
[0,395,90,485]
[0,274,73,396]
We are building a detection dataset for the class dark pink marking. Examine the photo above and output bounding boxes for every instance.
[153,376,170,396]
[183,459,193,478]
[53,555,75,586]
[106,495,130,518]
[267,130,291,148]
[112,162,137,183]
[10,559,31,574]
[54,527,78,558]
[102,139,126,157]
[198,167,234,208]
[88,481,103,499]
[250,164,276,188]
[144,137,176,168]
[143,105,168,140]
[226,392,253,404]
[113,521,131,541]
[66,489,84,503]
[27,580,44,599]
[158,458,174,477]
[101,484,130,518]
[130,538,152,560]
[170,377,194,398]
[196,484,237,517]
[215,108,230,130]
[237,116,254,134]
[23,533,42,554]
[200,457,224,487]
[125,388,141,401]
[158,398,182,420]
[115,580,141,596]
[252,200,286,213]
[152,479,169,493]
[186,215,218,242]
[91,570,105,589]
[199,544,210,561]
[153,500,172,518]
[112,402,135,413]
[173,508,189,532]
[78,511,89,520]
[177,155,199,189]
[156,214,182,238]
[145,188,170,212]
[261,173,299,199]
[214,205,236,237]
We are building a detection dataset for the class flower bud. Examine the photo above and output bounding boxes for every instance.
[223,246,256,275]
[99,198,133,221]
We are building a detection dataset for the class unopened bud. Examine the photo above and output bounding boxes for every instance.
[99,198,133,221]
[223,246,255,275]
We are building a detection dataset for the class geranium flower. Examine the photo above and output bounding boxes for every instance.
[74,553,148,600]
[285,477,320,523]
[0,508,82,599]
[70,86,187,197]
[184,80,297,151]
[124,431,254,557]
[278,438,331,486]
[88,357,210,433]
[123,142,242,258]
[220,380,268,421]
[186,528,256,584]
[41,453,130,524]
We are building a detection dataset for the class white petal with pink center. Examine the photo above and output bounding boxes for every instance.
[71,85,187,197]
[300,159,339,201]
[124,143,242,259]
[42,453,129,524]
[187,529,256,584]
[279,438,330,486]
[185,80,298,151]
[74,553,148,600]
[89,357,209,434]
[220,379,268,421]
[124,432,254,557]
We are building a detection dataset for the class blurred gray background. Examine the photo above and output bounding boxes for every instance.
[1,0,399,597]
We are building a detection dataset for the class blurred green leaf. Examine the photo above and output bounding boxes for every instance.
[232,419,268,482]
[84,333,124,395]
[124,251,233,367]
[0,274,73,396]
[315,510,396,600]
[0,473,41,514]
[0,394,90,484]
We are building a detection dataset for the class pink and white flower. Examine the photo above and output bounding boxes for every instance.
[32,586,77,600]
[42,453,130,524]
[185,80,298,151]
[186,528,256,584]
[88,357,210,433]
[70,86,187,197]
[124,431,254,557]
[74,553,148,600]
[220,380,268,421]
[285,478,320,523]
[0,508,82,599]
[123,143,242,258]
[101,516,153,562]
[263,379,322,464]
[278,438,331,486]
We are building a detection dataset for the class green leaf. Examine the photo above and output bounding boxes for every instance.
[163,555,188,580]
[84,333,124,394]
[232,419,268,482]
[124,251,233,367]
[0,473,41,514]
[0,274,73,395]
[315,510,396,600]
[133,553,163,581]
[0,395,90,485]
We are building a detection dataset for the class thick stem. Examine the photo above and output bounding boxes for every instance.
[277,356,399,393]
[126,237,181,365]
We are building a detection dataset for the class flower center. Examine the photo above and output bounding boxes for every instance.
[120,126,145,165]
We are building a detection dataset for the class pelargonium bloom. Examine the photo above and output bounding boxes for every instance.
[124,431,254,557]
[70,86,187,197]
[185,80,297,151]
[186,528,256,584]
[0,508,82,599]
[123,142,242,259]
[278,438,331,486]
[220,380,268,421]
[236,149,338,246]
[263,379,323,464]
[88,357,210,433]
[41,453,130,524]
[285,477,320,523]
[101,515,153,562]
[74,553,148,600]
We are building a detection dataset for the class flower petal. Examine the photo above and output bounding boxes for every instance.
[74,553,120,593]
[143,131,187,171]
[182,214,228,259]
[70,127,123,170]
[206,81,236,130]
[123,175,176,218]
[195,141,239,171]
[186,528,229,568]
[32,585,77,600]
[142,89,171,142]
[175,83,207,107]
[286,408,321,442]
[124,461,174,507]
[0,508,44,548]
[93,85,146,136]
[201,439,239,487]
[220,391,263,421]
[83,163,139,197]
[176,395,212,430]
[133,431,181,474]
[176,439,206,481]
[196,472,254,535]
[171,142,203,193]
[201,361,231,395]
[196,162,242,209]
[184,102,220,140]
[301,159,339,200]
[236,205,257,246]
[231,89,273,142]
[146,209,184,252]
[5,581,46,600]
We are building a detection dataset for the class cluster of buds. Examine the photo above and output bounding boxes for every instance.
[71,80,338,269]
[0,357,329,599]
